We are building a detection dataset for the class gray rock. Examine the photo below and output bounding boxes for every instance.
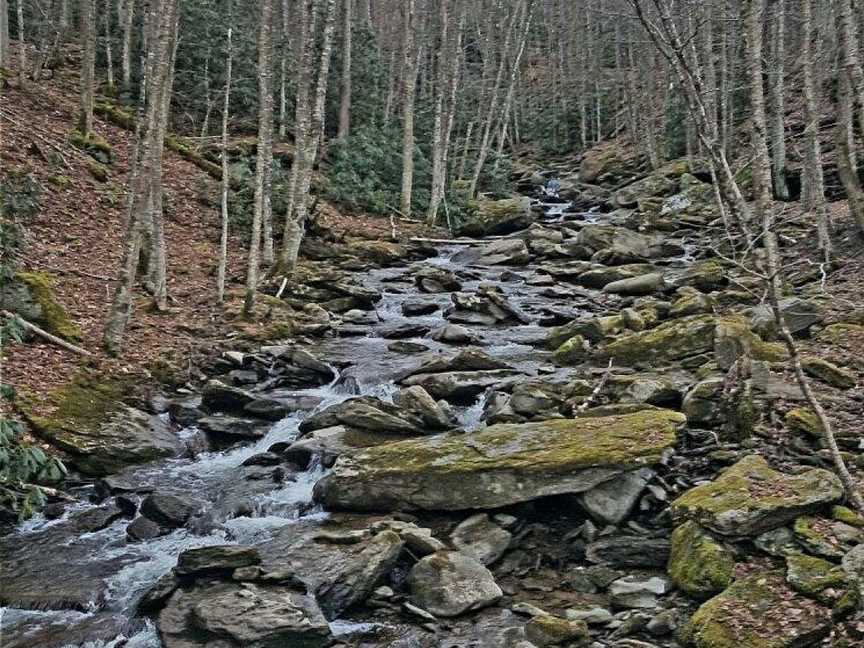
[201,380,256,413]
[403,301,440,316]
[408,551,503,617]
[393,385,457,430]
[609,576,671,609]
[565,606,614,625]
[197,415,271,440]
[141,493,199,527]
[602,273,666,296]
[451,514,513,565]
[578,469,654,525]
[453,239,531,266]
[431,323,481,345]
[157,582,331,647]
[585,536,670,569]
[175,545,261,576]
[751,298,824,339]
[126,516,167,541]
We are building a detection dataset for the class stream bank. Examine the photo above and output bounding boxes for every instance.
[3,159,864,648]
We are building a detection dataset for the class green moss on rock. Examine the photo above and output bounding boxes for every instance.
[553,335,588,366]
[800,356,856,390]
[314,409,685,511]
[668,521,735,599]
[603,314,717,365]
[14,272,82,341]
[684,572,832,648]
[671,455,843,536]
[831,506,864,528]
[785,553,848,602]
[784,408,824,438]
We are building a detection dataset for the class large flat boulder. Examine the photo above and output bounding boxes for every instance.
[313,410,684,512]
[455,197,533,236]
[671,455,843,536]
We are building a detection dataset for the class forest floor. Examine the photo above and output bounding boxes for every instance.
[0,49,436,424]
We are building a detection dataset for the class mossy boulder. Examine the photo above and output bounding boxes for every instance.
[69,129,113,163]
[793,516,864,560]
[524,614,591,647]
[800,356,856,390]
[21,375,184,476]
[668,521,735,599]
[671,455,843,536]
[577,263,659,289]
[614,173,677,208]
[314,410,685,512]
[816,323,864,347]
[0,271,81,341]
[552,335,589,366]
[603,314,717,365]
[785,408,824,438]
[785,553,848,603]
[682,572,832,648]
[666,260,728,292]
[713,315,787,370]
[546,315,625,348]
[579,140,644,184]
[455,197,533,236]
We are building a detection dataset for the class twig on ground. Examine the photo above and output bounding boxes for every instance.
[2,310,93,356]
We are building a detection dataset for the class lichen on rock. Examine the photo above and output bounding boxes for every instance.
[668,521,735,599]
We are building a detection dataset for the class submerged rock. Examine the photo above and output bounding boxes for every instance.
[671,455,843,536]
[314,410,683,511]
[408,551,503,617]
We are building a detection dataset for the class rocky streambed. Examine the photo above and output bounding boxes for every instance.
[3,165,864,648]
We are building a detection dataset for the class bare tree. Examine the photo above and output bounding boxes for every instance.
[768,0,789,200]
[0,0,8,69]
[244,0,275,317]
[78,0,97,134]
[17,0,27,86]
[800,0,831,261]
[104,0,115,93]
[104,0,181,354]
[337,0,352,139]
[217,17,233,304]
[399,0,417,216]
[836,0,864,133]
[120,0,134,91]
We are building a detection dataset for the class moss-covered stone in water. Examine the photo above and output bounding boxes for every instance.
[670,455,843,537]
[685,572,832,648]
[314,409,685,512]
[14,272,82,341]
[785,553,848,602]
[668,521,735,599]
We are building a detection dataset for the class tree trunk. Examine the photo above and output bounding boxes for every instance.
[426,0,450,225]
[800,0,830,261]
[78,0,97,134]
[217,19,233,304]
[836,0,864,134]
[768,0,789,200]
[121,0,134,91]
[244,0,275,317]
[104,0,115,93]
[103,0,180,354]
[337,0,352,139]
[278,0,290,139]
[17,0,27,86]
[279,0,337,272]
[399,0,417,216]
[200,43,212,136]
[0,0,8,70]
[836,69,864,234]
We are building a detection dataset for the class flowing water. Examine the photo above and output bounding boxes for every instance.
[1,197,697,647]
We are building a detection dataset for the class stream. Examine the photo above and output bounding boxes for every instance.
[1,194,703,648]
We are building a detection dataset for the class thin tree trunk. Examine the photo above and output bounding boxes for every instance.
[768,0,789,200]
[104,0,115,93]
[0,0,8,69]
[244,0,275,317]
[78,0,96,134]
[836,69,864,234]
[426,0,450,225]
[17,0,27,86]
[458,120,474,180]
[836,0,864,134]
[383,49,396,123]
[200,43,212,136]
[121,0,134,90]
[337,0,352,139]
[217,18,233,304]
[399,0,417,216]
[800,0,830,261]
[278,0,289,139]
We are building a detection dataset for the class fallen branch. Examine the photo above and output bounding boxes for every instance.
[2,310,93,357]
[576,359,614,414]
